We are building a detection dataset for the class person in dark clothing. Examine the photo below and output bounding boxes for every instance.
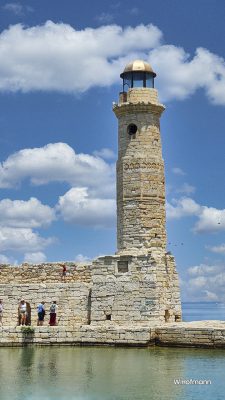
[61,264,67,282]
[49,301,58,326]
[37,301,45,326]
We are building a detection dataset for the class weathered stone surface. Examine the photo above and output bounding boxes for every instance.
[1,322,225,348]
[114,88,166,253]
[0,262,91,326]
[91,253,181,324]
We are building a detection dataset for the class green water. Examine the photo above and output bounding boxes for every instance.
[0,346,224,400]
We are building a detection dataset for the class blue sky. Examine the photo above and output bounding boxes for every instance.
[0,0,225,301]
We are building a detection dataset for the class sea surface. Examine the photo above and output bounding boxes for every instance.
[0,302,225,400]
[182,301,225,322]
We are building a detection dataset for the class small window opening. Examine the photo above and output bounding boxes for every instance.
[127,124,137,135]
[175,315,180,322]
[106,314,111,321]
[118,260,129,273]
[165,310,170,322]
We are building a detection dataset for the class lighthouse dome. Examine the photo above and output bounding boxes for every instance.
[121,59,156,77]
[120,59,156,90]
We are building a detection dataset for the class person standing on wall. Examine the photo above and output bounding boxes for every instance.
[61,264,67,282]
[49,301,58,326]
[0,299,3,326]
[18,299,27,326]
[37,301,45,326]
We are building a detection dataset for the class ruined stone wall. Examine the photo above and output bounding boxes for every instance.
[0,263,91,327]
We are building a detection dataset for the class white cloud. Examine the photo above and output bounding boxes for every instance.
[194,206,225,233]
[3,2,33,16]
[3,2,23,15]
[183,263,225,302]
[150,45,225,104]
[57,187,116,228]
[203,290,218,301]
[0,196,55,258]
[24,252,46,264]
[167,196,225,233]
[0,142,115,198]
[0,254,9,263]
[0,21,161,93]
[0,254,17,264]
[189,276,207,288]
[0,197,55,228]
[0,227,54,253]
[188,264,221,276]
[172,167,186,176]
[74,254,91,262]
[95,12,114,23]
[206,243,225,255]
[176,183,196,195]
[166,197,200,219]
[0,142,116,255]
[93,148,116,160]
[0,21,224,104]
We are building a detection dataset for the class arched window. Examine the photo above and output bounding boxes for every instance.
[127,123,137,135]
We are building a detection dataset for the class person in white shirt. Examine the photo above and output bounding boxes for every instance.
[49,301,58,326]
[19,299,27,326]
[0,300,3,326]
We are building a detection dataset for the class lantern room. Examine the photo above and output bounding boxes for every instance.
[120,59,156,91]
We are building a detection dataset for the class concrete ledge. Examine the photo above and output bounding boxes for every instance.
[1,321,225,348]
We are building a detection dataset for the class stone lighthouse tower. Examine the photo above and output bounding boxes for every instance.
[113,60,166,255]
[91,60,182,325]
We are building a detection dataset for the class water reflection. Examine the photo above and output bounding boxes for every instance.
[0,346,224,399]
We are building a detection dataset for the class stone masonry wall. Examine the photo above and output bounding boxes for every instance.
[0,256,181,328]
[0,263,91,327]
[91,253,182,325]
[0,263,91,283]
[2,322,225,348]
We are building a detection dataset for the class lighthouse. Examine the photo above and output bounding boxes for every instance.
[91,60,182,325]
[113,60,166,255]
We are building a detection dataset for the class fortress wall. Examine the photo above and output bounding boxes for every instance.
[0,263,92,284]
[91,254,181,325]
[91,255,162,325]
[0,263,92,327]
[0,283,91,326]
[0,256,182,328]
